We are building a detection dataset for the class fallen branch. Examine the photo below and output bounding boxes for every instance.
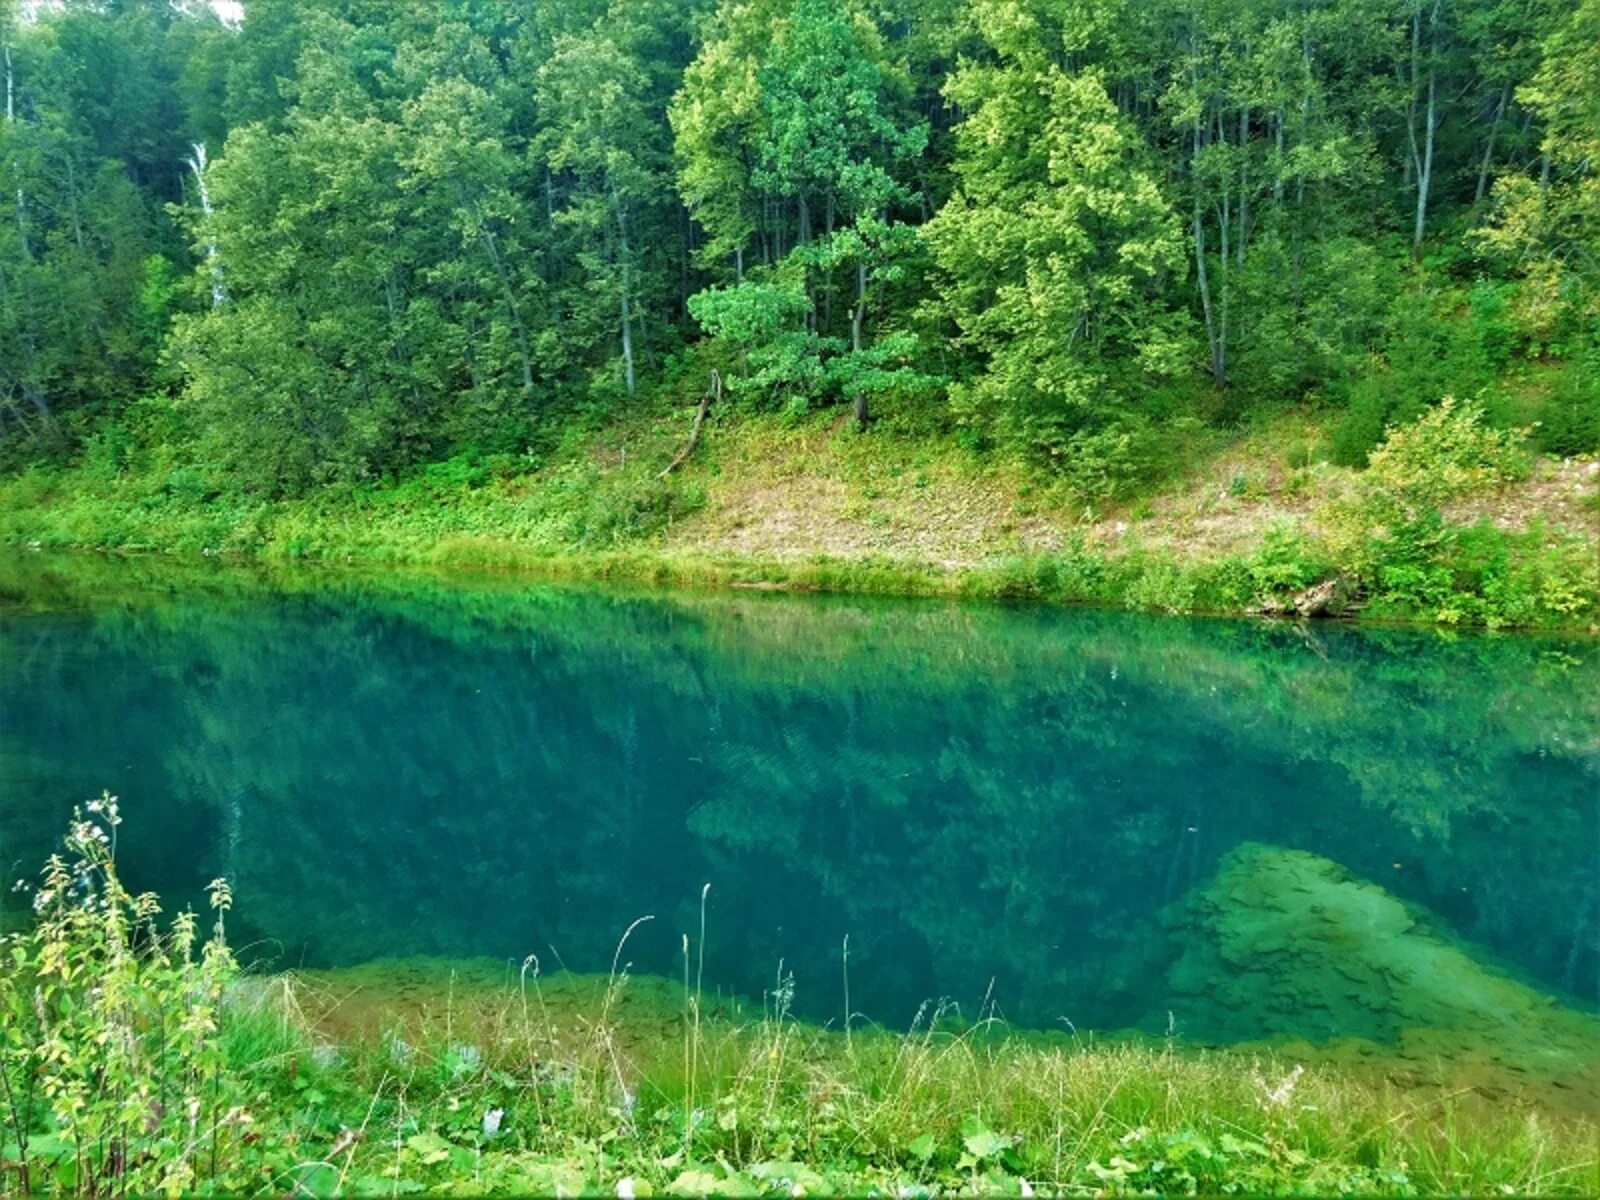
[659,369,721,479]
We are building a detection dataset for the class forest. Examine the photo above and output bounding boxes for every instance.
[4,0,1599,478]
[0,0,1597,625]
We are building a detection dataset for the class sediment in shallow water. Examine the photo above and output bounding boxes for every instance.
[1159,843,1600,1110]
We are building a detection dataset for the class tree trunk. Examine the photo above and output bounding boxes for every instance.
[1475,81,1510,203]
[1273,109,1285,207]
[619,287,636,397]
[1217,196,1230,381]
[851,257,868,429]
[1413,66,1435,255]
[613,186,637,396]
[1192,120,1224,389]
[637,290,657,371]
[1297,30,1312,214]
[1216,112,1232,383]
[480,227,535,391]
[659,370,720,478]
[5,38,28,261]
[1237,105,1249,266]
[187,143,226,307]
[1405,0,1442,257]
[851,259,865,354]
[1193,212,1223,386]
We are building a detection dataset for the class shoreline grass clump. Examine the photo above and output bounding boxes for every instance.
[3,810,1598,1197]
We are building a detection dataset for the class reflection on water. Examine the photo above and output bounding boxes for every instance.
[1,556,1596,1082]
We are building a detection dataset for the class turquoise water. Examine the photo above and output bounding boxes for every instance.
[1,556,1597,1072]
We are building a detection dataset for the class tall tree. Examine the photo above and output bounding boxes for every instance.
[536,29,666,398]
[924,0,1188,464]
[1477,0,1600,334]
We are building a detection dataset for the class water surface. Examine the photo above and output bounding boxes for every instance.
[1,556,1596,1092]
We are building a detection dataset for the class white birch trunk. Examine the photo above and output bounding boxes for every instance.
[5,38,27,260]
[187,143,227,307]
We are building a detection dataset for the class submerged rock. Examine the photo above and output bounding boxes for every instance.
[1159,843,1600,1107]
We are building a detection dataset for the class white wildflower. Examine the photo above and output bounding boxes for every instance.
[1254,1063,1305,1109]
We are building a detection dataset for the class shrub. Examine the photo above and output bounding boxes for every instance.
[1316,401,1596,626]
[1529,350,1600,456]
[1245,526,1329,602]
[1327,398,1529,560]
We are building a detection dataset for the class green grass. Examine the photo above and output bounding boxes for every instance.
[137,959,1600,1197]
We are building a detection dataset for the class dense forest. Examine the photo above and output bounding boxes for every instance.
[0,0,1595,500]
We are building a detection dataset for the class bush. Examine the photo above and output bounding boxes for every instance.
[1056,417,1201,504]
[1348,397,1529,523]
[1529,348,1600,456]
[1328,377,1430,467]
[1319,400,1593,627]
[554,470,707,547]
[1244,526,1330,602]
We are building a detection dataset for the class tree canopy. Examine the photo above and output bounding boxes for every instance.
[0,0,1595,492]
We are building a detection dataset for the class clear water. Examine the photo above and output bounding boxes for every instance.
[2,556,1597,1077]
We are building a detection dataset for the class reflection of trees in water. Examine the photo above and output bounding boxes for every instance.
[0,562,1596,1032]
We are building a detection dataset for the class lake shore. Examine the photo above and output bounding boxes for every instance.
[4,407,1596,633]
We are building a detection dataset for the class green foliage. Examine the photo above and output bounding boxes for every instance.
[1528,340,1600,456]
[1344,397,1530,522]
[688,276,826,402]
[1476,0,1600,337]
[924,45,1188,473]
[0,799,269,1195]
[1318,400,1594,627]
[0,0,1595,629]
[0,0,1593,502]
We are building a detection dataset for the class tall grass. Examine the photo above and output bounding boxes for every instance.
[267,963,1598,1198]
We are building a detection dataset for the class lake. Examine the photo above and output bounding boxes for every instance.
[2,554,1597,1096]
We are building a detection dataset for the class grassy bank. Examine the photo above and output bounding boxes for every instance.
[1,401,1596,630]
[3,813,1597,1198]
